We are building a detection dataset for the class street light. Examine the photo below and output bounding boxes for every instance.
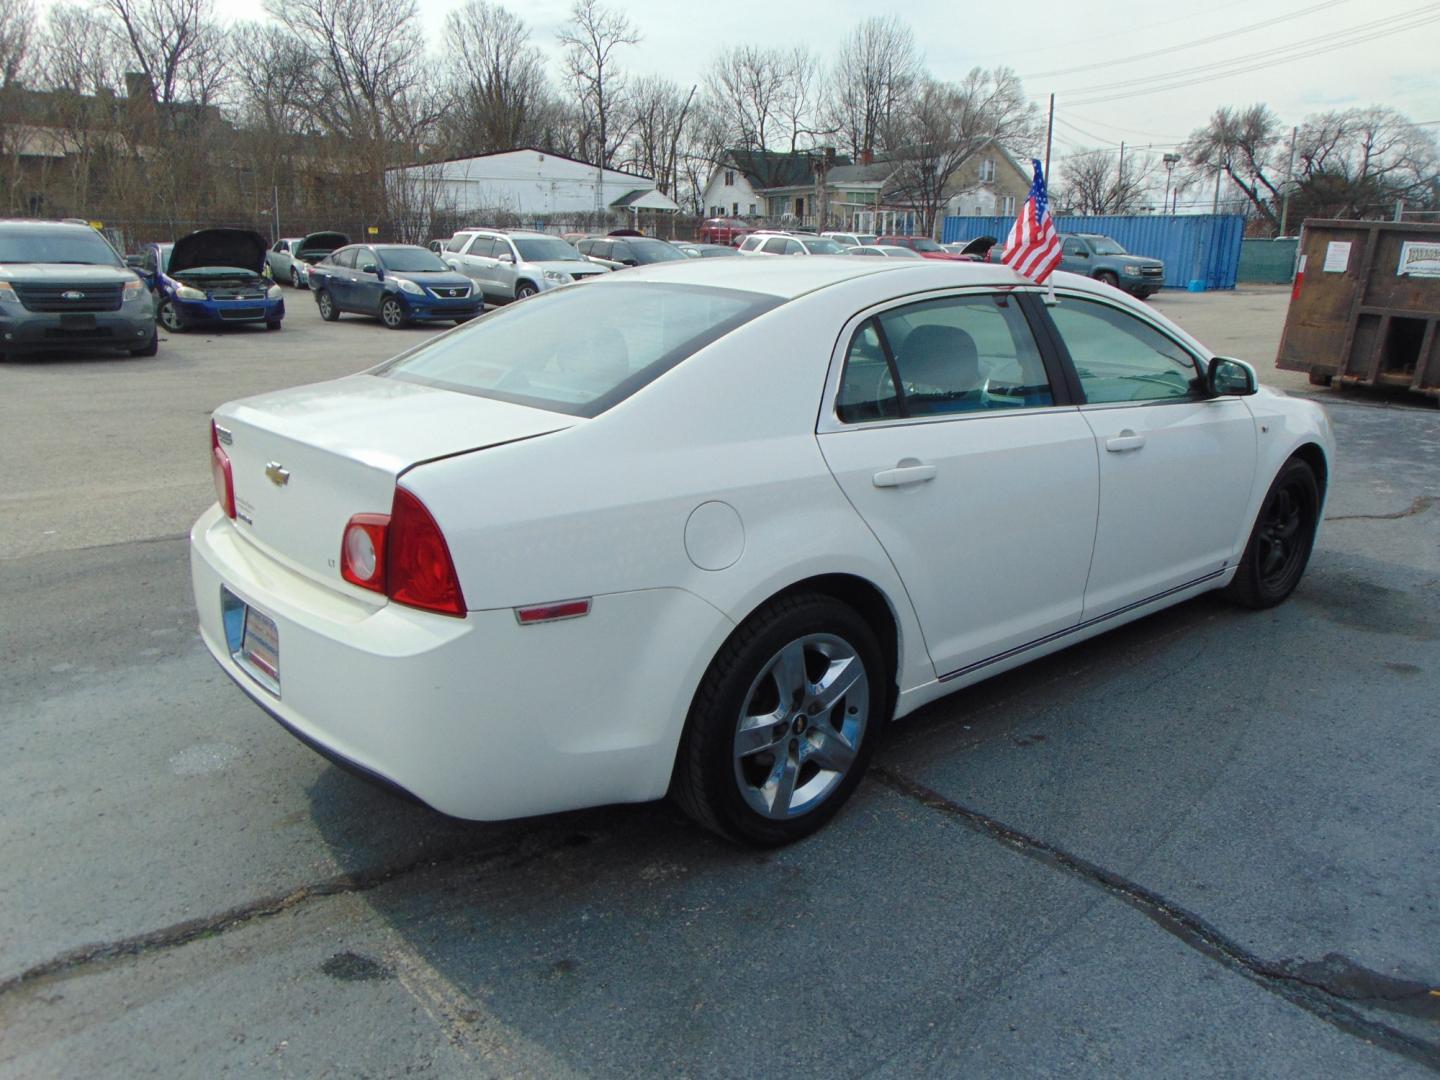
[1162,153,1181,216]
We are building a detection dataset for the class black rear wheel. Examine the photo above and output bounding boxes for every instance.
[1224,457,1320,609]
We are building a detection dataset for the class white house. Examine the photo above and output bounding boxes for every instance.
[700,163,765,218]
[386,148,679,221]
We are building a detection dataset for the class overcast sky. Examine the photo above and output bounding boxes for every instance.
[404,0,1440,169]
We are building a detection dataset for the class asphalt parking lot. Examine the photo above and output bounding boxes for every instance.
[2,284,1437,1077]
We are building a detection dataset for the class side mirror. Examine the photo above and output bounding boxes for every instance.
[360,262,378,275]
[497,253,515,264]
[1207,357,1257,397]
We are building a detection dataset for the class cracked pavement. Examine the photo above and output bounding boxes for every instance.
[2,291,1438,1077]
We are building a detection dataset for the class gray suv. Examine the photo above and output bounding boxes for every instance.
[1059,234,1165,299]
[442,229,608,301]
[0,220,157,359]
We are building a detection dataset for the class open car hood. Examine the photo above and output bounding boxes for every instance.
[959,236,998,257]
[299,231,349,255]
[169,228,268,274]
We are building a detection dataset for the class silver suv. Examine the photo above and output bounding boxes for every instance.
[442,229,607,301]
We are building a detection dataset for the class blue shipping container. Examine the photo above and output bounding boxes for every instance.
[940,214,1247,290]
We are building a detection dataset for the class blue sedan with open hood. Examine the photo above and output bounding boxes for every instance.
[150,228,285,333]
[308,244,481,328]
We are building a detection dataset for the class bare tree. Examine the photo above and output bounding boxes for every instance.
[441,1,553,155]
[557,0,639,168]
[0,0,32,86]
[828,16,919,161]
[884,68,1040,235]
[1054,148,1155,215]
[705,44,785,155]
[623,75,696,197]
[100,0,227,105]
[1294,106,1438,218]
[1181,104,1284,227]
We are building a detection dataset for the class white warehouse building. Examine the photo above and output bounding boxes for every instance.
[386,148,680,223]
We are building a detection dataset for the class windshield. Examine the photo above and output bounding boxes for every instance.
[628,238,688,264]
[380,283,779,418]
[911,238,943,252]
[857,235,877,245]
[514,237,586,262]
[1088,237,1128,256]
[803,239,844,254]
[378,247,448,272]
[158,245,172,271]
[699,246,737,257]
[0,228,122,266]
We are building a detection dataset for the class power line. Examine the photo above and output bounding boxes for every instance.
[990,0,1255,59]
[1056,112,1186,141]
[1024,0,1352,80]
[1064,6,1440,104]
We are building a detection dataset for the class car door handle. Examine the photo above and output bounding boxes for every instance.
[873,463,937,488]
[1105,430,1146,453]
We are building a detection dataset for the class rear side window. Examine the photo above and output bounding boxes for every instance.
[381,283,781,418]
[836,294,1055,422]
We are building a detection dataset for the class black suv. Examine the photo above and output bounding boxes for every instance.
[0,220,157,359]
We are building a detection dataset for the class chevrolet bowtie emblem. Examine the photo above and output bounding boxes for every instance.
[265,462,290,487]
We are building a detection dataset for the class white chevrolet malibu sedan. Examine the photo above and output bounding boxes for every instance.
[192,257,1334,845]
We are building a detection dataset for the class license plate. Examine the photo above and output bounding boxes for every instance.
[242,607,280,682]
[220,587,280,694]
[61,313,97,329]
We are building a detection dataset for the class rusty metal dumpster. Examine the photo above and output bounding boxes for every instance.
[1277,220,1440,397]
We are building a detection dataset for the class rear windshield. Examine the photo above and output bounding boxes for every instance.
[0,228,122,266]
[379,283,780,417]
[802,239,843,254]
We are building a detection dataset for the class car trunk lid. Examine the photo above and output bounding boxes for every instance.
[216,375,575,591]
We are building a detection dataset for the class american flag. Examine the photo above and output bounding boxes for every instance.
[1002,160,1063,284]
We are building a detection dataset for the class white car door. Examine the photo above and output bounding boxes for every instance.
[1041,292,1257,617]
[817,290,1100,680]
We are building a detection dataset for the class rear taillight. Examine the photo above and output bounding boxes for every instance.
[388,487,466,616]
[341,514,389,592]
[210,420,235,519]
[339,488,466,617]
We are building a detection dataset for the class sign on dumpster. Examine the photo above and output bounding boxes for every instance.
[1397,241,1440,278]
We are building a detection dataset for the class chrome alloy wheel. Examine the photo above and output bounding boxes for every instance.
[732,633,869,820]
[381,298,405,328]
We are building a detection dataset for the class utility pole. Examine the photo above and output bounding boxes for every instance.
[1044,93,1055,178]
[1279,125,1297,236]
[1116,141,1125,212]
[1213,163,1224,214]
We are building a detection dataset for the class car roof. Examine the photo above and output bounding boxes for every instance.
[586,253,1048,299]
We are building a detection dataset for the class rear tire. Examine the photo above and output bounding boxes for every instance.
[316,290,339,321]
[1224,457,1320,609]
[672,592,886,846]
[290,267,302,288]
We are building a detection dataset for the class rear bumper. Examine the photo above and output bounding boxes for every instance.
[190,505,726,820]
[0,308,155,352]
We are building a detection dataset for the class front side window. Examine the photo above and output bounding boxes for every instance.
[381,283,779,417]
[1062,238,1086,256]
[332,248,357,269]
[514,237,585,262]
[836,294,1054,423]
[1048,298,1199,404]
[763,237,789,254]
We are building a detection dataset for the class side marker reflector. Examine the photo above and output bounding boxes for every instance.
[515,599,592,625]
